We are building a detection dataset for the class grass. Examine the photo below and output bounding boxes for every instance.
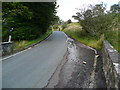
[106,30,120,52]
[63,22,103,49]
[63,22,119,52]
[13,30,52,51]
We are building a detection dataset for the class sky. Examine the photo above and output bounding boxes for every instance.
[56,0,120,22]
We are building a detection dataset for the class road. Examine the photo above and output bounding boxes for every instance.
[47,40,106,88]
[2,31,68,88]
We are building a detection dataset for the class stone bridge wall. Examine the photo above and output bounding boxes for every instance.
[0,42,13,56]
[102,40,120,88]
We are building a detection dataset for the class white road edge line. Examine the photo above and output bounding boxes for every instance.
[1,48,31,61]
[1,31,53,61]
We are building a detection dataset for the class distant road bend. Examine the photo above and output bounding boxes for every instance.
[2,31,68,88]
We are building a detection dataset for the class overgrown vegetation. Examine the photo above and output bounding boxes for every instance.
[2,2,58,53]
[52,19,72,31]
[13,30,52,52]
[69,3,120,52]
[63,23,103,49]
[2,2,57,41]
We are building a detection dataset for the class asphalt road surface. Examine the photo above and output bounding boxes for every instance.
[2,31,68,88]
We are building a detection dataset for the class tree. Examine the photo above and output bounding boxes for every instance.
[2,2,57,41]
[72,3,119,51]
[110,4,120,13]
[67,19,72,24]
[61,21,67,30]
[72,4,113,38]
[2,2,33,41]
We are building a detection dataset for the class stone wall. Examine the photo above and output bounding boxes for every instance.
[102,40,120,88]
[0,42,13,56]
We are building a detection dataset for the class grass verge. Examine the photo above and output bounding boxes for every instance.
[13,30,52,52]
[63,22,119,52]
[63,22,103,50]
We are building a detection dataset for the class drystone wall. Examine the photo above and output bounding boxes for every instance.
[102,40,120,88]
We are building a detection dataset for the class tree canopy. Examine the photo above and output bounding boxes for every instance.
[72,3,120,39]
[2,2,57,41]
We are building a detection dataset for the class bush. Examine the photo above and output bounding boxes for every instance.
[61,22,67,30]
[11,25,41,41]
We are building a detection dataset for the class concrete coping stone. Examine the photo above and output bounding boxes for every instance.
[0,42,13,45]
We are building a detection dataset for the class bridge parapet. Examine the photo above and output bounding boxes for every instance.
[0,42,13,56]
[102,40,120,88]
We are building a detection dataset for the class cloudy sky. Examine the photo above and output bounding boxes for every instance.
[56,0,120,22]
